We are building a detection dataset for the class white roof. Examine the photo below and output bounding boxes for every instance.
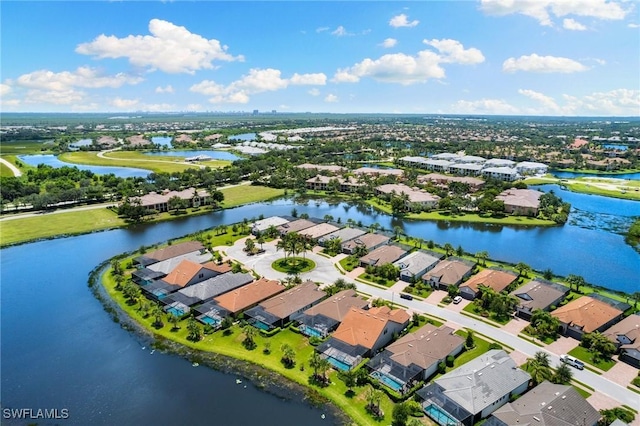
[252,216,290,232]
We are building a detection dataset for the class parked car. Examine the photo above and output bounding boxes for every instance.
[559,354,584,370]
[453,296,463,304]
[400,293,413,300]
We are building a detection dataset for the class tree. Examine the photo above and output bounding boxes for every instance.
[443,243,455,257]
[393,225,403,240]
[242,324,258,349]
[244,238,256,253]
[447,284,460,298]
[475,251,489,267]
[291,207,298,218]
[581,331,616,362]
[168,313,180,331]
[281,343,296,368]
[365,385,384,419]
[465,330,475,349]
[151,305,165,328]
[598,407,636,426]
[456,245,464,256]
[392,402,411,426]
[515,262,531,278]
[524,351,553,385]
[187,317,202,342]
[256,236,265,251]
[552,363,573,385]
[168,195,186,212]
[566,274,586,293]
[543,268,554,280]
[339,369,357,394]
[323,214,334,222]
[527,309,560,341]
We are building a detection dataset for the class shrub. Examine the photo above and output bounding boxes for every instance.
[446,355,455,367]
[488,342,503,350]
[438,361,446,374]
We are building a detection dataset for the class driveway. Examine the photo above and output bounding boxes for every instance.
[603,358,639,387]
[545,336,580,356]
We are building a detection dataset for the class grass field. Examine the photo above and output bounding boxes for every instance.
[220,185,285,208]
[568,345,616,372]
[59,151,231,174]
[0,162,16,177]
[1,207,125,246]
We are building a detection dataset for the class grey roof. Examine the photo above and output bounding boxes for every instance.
[176,272,254,303]
[132,268,166,282]
[488,381,600,426]
[434,350,531,415]
[318,227,366,244]
[511,279,569,311]
[393,250,442,277]
[147,252,212,274]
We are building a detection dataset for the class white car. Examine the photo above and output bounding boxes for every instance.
[453,296,463,304]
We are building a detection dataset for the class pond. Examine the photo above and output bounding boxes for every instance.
[228,133,257,141]
[552,170,640,180]
[144,150,241,161]
[151,136,173,148]
[18,154,150,178]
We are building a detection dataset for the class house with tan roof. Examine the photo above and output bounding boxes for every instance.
[212,277,285,315]
[510,279,569,320]
[367,324,464,393]
[485,381,600,426]
[496,188,543,216]
[353,167,404,178]
[376,183,440,210]
[299,223,340,240]
[134,241,205,267]
[603,313,640,368]
[459,268,518,300]
[551,296,624,340]
[160,259,221,289]
[317,306,410,371]
[342,233,390,255]
[244,281,326,330]
[298,290,369,338]
[422,258,475,290]
[359,245,408,267]
[305,175,364,192]
[276,219,317,236]
[133,188,211,213]
[297,163,347,174]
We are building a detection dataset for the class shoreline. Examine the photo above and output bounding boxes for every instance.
[89,260,351,426]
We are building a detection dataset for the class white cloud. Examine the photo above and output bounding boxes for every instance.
[563,18,587,30]
[324,94,339,103]
[155,85,174,94]
[308,88,321,96]
[24,89,86,105]
[381,38,398,48]
[331,26,353,36]
[563,88,640,116]
[316,26,330,33]
[186,104,204,111]
[628,23,640,28]
[423,39,485,64]
[190,68,326,104]
[0,83,11,96]
[333,39,484,85]
[110,97,140,109]
[15,67,142,91]
[143,103,175,112]
[480,0,630,26]
[518,88,560,111]
[76,19,244,74]
[503,54,588,73]
[451,98,520,115]
[389,14,419,28]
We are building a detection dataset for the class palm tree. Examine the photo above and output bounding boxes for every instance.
[168,313,180,330]
[415,237,424,249]
[393,225,403,241]
[316,357,331,383]
[524,351,553,385]
[186,317,201,342]
[281,343,296,368]
[552,363,573,385]
[475,251,489,267]
[442,243,454,257]
[244,238,256,253]
[368,222,381,233]
[151,305,164,328]
[242,324,257,349]
[256,236,265,251]
[515,262,532,278]
[566,274,586,293]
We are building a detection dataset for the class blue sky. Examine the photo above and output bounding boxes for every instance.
[1,1,638,116]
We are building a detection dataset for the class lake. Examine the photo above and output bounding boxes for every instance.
[552,170,640,180]
[151,136,173,148]
[144,150,241,161]
[18,154,150,178]
[228,133,257,141]
[2,191,639,424]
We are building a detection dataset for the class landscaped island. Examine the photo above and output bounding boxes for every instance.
[99,215,639,426]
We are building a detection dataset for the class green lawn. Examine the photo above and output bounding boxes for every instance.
[566,182,640,201]
[103,270,398,426]
[568,345,616,371]
[1,207,125,246]
[0,162,16,177]
[339,255,360,272]
[272,257,316,274]
[462,302,512,325]
[220,185,285,208]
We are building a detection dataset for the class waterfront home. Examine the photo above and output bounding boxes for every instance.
[212,277,285,316]
[166,272,254,306]
[193,301,231,327]
[133,241,205,268]
[160,259,223,289]
[496,188,543,216]
[317,227,366,247]
[515,161,548,175]
[603,313,640,368]
[422,258,475,290]
[244,281,326,330]
[133,188,211,213]
[342,233,390,255]
[484,381,600,426]
[305,175,363,192]
[367,324,464,393]
[297,289,369,338]
[551,296,624,340]
[251,216,290,235]
[352,167,404,178]
[458,268,518,300]
[448,163,484,176]
[317,306,410,371]
[359,244,407,268]
[392,250,442,283]
[276,218,318,236]
[298,223,341,241]
[131,267,167,286]
[483,158,515,168]
[375,183,440,210]
[510,279,569,320]
[146,251,213,275]
[417,350,531,426]
[421,159,455,173]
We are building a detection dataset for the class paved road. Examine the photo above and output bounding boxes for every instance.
[0,157,22,177]
[224,239,640,409]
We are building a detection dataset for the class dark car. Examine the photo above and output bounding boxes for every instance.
[400,293,413,300]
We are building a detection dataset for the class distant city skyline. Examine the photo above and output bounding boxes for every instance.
[1,1,639,116]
